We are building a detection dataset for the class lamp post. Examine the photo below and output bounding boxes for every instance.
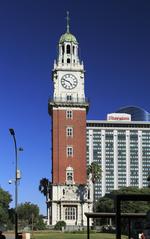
[9,128,23,239]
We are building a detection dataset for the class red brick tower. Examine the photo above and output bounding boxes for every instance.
[52,108,87,185]
[48,13,90,226]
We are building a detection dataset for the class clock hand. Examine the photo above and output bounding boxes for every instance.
[64,79,71,83]
[64,79,73,86]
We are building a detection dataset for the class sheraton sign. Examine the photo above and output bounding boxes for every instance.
[107,113,131,122]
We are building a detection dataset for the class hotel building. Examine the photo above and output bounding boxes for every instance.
[86,111,150,200]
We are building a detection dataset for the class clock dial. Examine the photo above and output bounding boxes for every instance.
[61,74,78,90]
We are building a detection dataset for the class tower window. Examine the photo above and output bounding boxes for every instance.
[67,44,70,54]
[66,166,74,184]
[67,95,72,101]
[67,146,73,157]
[73,46,75,54]
[66,127,73,137]
[62,45,64,54]
[67,171,73,182]
[66,110,73,119]
[67,58,70,63]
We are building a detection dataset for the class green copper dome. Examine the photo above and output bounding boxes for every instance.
[59,32,78,44]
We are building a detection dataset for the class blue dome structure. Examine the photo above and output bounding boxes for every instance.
[115,106,150,121]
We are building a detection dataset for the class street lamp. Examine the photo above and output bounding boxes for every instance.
[9,128,23,239]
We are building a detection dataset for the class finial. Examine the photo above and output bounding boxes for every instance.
[66,11,70,33]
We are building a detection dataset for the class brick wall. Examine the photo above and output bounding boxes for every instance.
[52,108,87,184]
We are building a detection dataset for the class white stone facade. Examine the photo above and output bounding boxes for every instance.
[48,184,93,226]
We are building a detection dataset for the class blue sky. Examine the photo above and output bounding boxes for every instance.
[1,0,150,215]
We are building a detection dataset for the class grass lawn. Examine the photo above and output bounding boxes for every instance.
[32,231,128,239]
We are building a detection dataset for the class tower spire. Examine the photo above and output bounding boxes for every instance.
[66,11,70,33]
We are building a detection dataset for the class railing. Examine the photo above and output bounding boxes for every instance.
[49,97,90,105]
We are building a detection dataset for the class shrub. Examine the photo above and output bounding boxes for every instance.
[54,221,66,230]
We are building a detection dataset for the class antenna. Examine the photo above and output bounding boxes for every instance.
[66,11,70,33]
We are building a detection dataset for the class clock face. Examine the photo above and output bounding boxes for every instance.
[61,74,78,90]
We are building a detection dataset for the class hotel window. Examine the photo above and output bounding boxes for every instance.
[65,206,76,220]
[66,110,73,119]
[67,146,73,157]
[66,127,73,137]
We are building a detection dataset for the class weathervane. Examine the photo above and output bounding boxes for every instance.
[66,11,70,33]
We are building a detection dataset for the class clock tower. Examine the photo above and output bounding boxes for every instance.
[48,13,92,227]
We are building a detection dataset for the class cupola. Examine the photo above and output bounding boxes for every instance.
[57,12,80,66]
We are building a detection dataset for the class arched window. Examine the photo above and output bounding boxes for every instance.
[67,95,72,101]
[67,44,70,54]
[67,58,70,63]
[73,46,75,54]
[66,127,73,137]
[62,45,64,54]
[66,166,74,184]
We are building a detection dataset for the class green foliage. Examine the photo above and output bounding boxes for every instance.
[34,215,46,230]
[39,178,52,200]
[96,197,114,212]
[54,221,66,230]
[8,208,15,229]
[17,202,39,221]
[39,178,49,197]
[87,162,102,184]
[87,162,102,213]
[0,187,12,227]
[76,184,87,201]
[17,202,46,230]
[147,174,150,182]
[111,186,150,195]
[96,186,150,213]
[96,187,150,235]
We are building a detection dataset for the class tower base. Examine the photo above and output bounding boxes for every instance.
[47,184,93,227]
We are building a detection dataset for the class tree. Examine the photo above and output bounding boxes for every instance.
[87,162,102,184]
[39,178,49,200]
[39,178,52,221]
[96,187,150,213]
[8,208,15,229]
[87,162,102,211]
[76,184,88,226]
[17,202,39,222]
[96,187,150,234]
[96,197,114,213]
[0,187,12,228]
[147,174,150,188]
[17,202,46,230]
[35,215,46,230]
